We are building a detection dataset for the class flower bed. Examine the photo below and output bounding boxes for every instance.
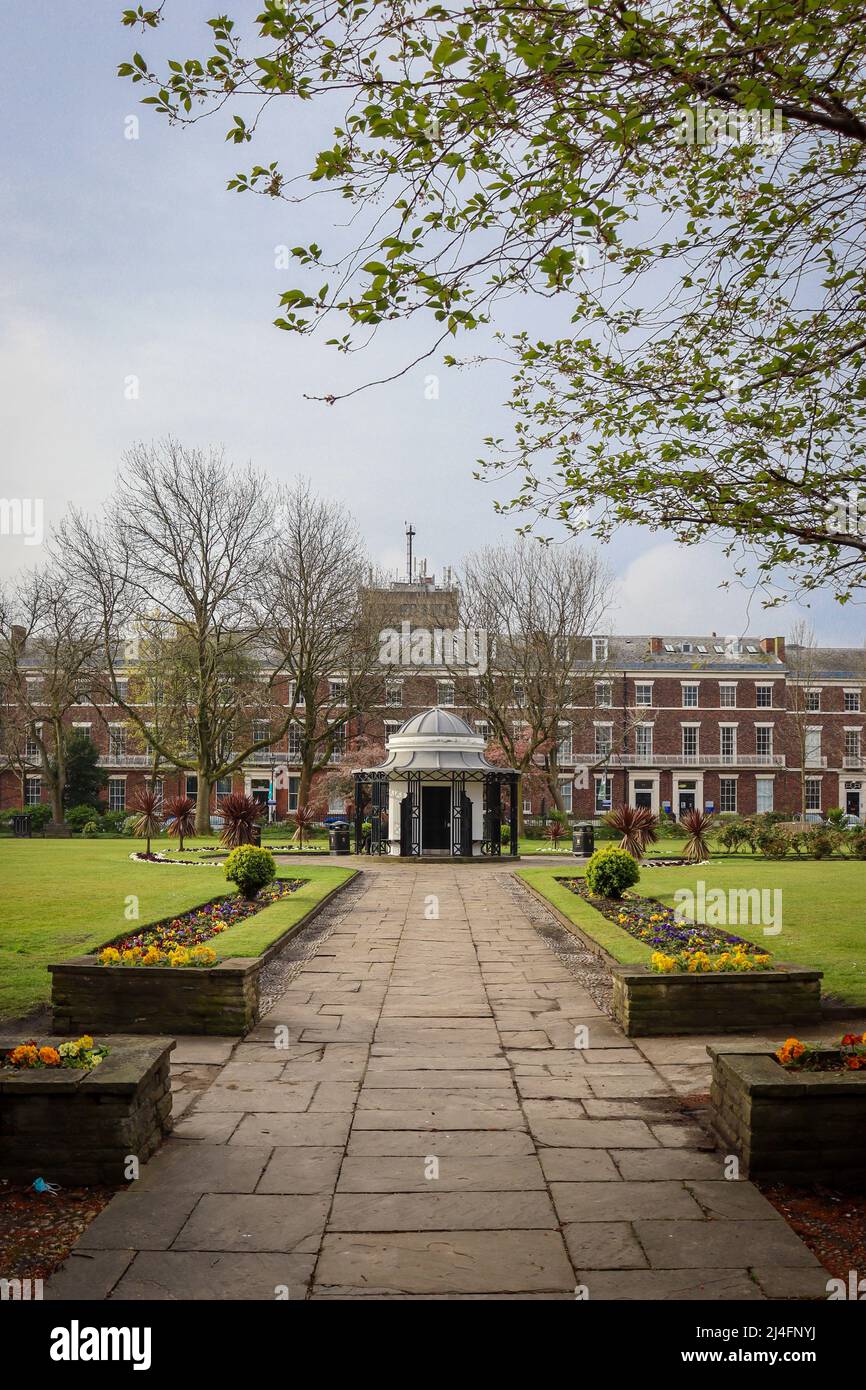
[101,879,302,959]
[529,875,822,1036]
[5,1035,108,1070]
[49,870,357,1036]
[0,1035,173,1185]
[558,878,772,967]
[709,1041,866,1185]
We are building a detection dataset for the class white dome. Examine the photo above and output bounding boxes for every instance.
[398,709,475,738]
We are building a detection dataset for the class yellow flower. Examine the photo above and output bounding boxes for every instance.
[77,1035,94,1050]
[99,947,121,965]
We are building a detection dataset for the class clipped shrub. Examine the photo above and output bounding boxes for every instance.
[66,803,102,832]
[755,825,790,858]
[715,817,756,854]
[806,827,835,859]
[585,845,640,899]
[82,820,99,837]
[224,845,276,898]
[848,829,866,860]
[99,810,128,834]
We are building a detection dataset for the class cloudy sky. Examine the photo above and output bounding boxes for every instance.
[1,0,862,647]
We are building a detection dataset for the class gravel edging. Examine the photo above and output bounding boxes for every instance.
[505,874,614,1016]
[257,874,368,1016]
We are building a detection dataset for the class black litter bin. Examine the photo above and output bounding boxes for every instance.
[12,813,32,838]
[329,823,350,855]
[250,825,262,848]
[572,822,594,856]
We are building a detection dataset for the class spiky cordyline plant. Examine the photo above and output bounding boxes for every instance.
[163,794,196,852]
[132,785,163,857]
[218,792,263,848]
[604,804,658,859]
[293,804,320,850]
[681,808,714,864]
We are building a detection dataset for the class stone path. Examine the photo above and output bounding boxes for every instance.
[48,864,831,1301]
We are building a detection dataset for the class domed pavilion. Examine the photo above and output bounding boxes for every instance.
[352,708,520,858]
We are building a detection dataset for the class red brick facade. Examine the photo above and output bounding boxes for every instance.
[4,623,865,823]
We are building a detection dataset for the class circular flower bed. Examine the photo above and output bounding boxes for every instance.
[776,1032,866,1072]
[559,877,773,973]
[99,878,302,960]
[3,1036,109,1070]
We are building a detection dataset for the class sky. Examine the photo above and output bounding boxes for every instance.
[0,0,862,648]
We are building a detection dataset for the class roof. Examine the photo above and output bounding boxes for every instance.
[398,708,476,737]
[353,706,518,777]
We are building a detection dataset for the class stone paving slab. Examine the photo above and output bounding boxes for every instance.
[46,862,830,1302]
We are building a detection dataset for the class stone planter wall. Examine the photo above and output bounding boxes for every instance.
[708,1047,866,1185]
[0,1036,173,1185]
[611,964,823,1037]
[50,957,260,1037]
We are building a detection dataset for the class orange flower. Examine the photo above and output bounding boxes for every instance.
[8,1044,39,1067]
[775,1037,807,1066]
[38,1046,61,1066]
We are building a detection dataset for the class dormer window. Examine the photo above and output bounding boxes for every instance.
[592,637,608,663]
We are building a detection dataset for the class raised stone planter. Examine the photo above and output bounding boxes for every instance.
[708,1046,866,1185]
[49,870,358,1036]
[611,963,823,1037]
[50,957,261,1037]
[0,1036,173,1185]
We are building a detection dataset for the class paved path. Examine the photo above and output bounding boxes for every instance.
[49,865,829,1301]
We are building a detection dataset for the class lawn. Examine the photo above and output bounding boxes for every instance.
[0,838,352,1022]
[519,857,866,1007]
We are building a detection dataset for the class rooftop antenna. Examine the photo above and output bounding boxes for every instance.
[405,522,416,583]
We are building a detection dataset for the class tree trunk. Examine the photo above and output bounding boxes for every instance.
[298,759,313,813]
[48,720,65,824]
[195,773,212,835]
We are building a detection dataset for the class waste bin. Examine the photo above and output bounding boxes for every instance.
[329,823,350,855]
[572,822,594,856]
[250,825,262,848]
[11,813,32,838]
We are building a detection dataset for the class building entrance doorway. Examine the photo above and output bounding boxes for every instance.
[633,779,654,810]
[421,785,451,852]
[678,783,697,817]
[846,787,862,819]
[249,778,270,807]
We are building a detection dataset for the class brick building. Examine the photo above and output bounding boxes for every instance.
[3,571,865,824]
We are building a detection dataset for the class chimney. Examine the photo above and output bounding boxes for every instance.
[649,637,664,654]
[761,636,785,661]
[10,624,27,651]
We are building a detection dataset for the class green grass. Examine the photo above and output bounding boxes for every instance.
[518,836,689,856]
[0,838,352,1021]
[210,867,354,958]
[519,858,866,1006]
[517,868,654,965]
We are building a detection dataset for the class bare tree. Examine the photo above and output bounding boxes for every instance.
[0,567,101,823]
[271,480,392,811]
[55,441,293,834]
[784,622,823,821]
[448,541,612,817]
